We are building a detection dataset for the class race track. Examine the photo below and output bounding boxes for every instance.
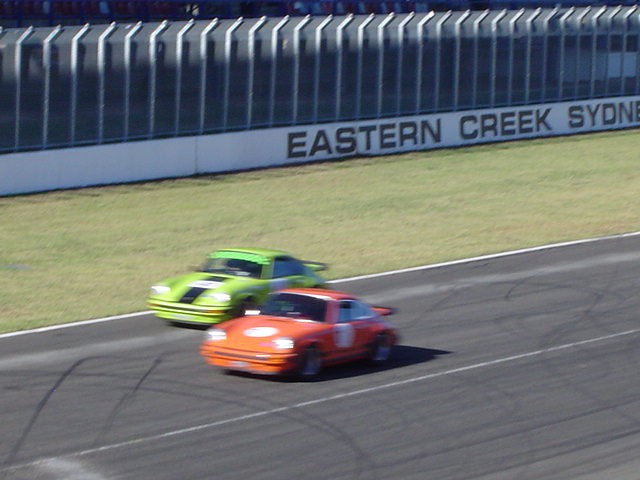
[2,234,640,480]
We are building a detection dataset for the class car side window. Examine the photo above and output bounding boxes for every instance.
[352,301,374,319]
[338,301,353,323]
[339,300,373,322]
[273,257,305,278]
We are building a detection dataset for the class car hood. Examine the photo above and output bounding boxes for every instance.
[154,272,254,304]
[223,316,325,347]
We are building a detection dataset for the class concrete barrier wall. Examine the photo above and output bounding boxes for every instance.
[3,94,638,195]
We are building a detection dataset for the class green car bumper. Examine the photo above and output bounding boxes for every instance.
[147,300,233,325]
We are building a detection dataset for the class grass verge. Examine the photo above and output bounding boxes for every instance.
[1,129,639,333]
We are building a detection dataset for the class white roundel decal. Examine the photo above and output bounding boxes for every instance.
[244,327,279,338]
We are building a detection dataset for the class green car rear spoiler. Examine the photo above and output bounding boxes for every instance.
[303,260,328,272]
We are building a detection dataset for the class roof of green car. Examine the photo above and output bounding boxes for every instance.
[209,247,291,260]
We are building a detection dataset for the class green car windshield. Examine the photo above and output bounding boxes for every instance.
[200,256,264,279]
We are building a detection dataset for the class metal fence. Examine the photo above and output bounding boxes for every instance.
[1,6,639,153]
[2,1,640,28]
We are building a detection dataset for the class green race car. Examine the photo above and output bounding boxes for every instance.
[147,248,327,325]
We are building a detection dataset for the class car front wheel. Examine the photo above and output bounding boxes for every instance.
[298,345,321,378]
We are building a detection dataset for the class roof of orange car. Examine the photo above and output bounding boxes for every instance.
[279,287,355,301]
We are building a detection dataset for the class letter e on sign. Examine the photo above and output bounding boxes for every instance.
[288,132,307,158]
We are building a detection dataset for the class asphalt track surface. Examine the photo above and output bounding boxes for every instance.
[1,234,640,480]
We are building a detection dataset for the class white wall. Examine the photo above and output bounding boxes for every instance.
[2,95,640,196]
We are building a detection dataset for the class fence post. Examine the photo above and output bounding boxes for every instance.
[14,26,34,151]
[604,6,622,96]
[507,9,524,105]
[620,6,637,95]
[453,10,471,111]
[123,22,143,140]
[198,18,219,135]
[537,6,557,102]
[247,16,268,129]
[175,19,195,136]
[524,8,541,105]
[222,17,244,130]
[42,25,62,149]
[589,6,606,98]
[268,16,289,127]
[396,12,415,116]
[636,10,640,94]
[356,13,375,120]
[313,15,333,123]
[433,10,452,112]
[377,13,395,118]
[489,10,507,108]
[604,5,622,96]
[335,14,354,121]
[415,11,435,114]
[292,15,312,124]
[98,22,117,144]
[472,9,489,107]
[70,23,91,145]
[148,20,169,138]
[558,8,575,101]
[573,7,591,100]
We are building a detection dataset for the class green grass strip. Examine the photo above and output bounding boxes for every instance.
[1,129,639,333]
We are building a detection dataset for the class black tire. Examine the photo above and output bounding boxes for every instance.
[298,345,321,378]
[370,332,392,364]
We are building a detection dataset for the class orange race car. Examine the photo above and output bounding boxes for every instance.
[200,288,398,378]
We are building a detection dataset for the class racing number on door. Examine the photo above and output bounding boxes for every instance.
[334,323,355,348]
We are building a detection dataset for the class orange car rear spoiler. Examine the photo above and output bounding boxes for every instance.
[373,306,395,316]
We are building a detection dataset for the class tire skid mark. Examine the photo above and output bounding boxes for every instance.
[265,398,383,480]
[92,355,164,447]
[3,357,102,468]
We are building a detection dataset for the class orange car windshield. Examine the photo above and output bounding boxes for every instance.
[261,293,327,322]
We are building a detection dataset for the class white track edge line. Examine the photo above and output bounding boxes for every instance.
[3,230,639,340]
[0,311,152,339]
[331,230,640,283]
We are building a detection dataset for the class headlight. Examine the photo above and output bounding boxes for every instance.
[206,328,227,342]
[203,292,231,302]
[272,337,295,350]
[150,285,170,295]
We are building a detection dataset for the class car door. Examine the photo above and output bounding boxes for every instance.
[333,300,371,356]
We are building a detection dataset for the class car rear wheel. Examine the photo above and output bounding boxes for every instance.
[298,345,321,378]
[370,332,392,364]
